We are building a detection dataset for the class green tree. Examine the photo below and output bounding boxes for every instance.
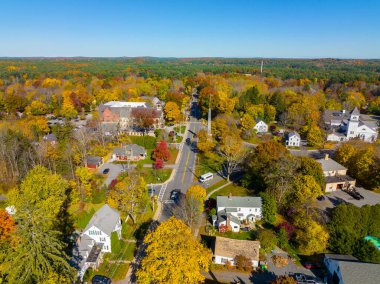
[306,123,324,147]
[260,192,277,225]
[297,157,325,190]
[257,228,278,254]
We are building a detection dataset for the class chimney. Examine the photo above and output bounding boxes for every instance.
[324,154,329,160]
[226,215,231,228]
[228,193,232,200]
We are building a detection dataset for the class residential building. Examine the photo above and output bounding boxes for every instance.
[85,156,104,169]
[112,144,147,161]
[43,133,58,145]
[76,204,122,277]
[285,131,301,147]
[253,120,268,133]
[324,254,380,284]
[324,107,378,143]
[217,195,262,232]
[316,154,356,192]
[98,101,164,134]
[212,236,260,268]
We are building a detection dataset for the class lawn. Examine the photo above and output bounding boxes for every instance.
[209,183,250,199]
[70,202,105,230]
[167,148,179,164]
[84,260,130,281]
[137,149,154,166]
[195,153,222,180]
[138,168,172,184]
[130,135,157,149]
[174,125,186,134]
[205,179,229,195]
[215,230,254,240]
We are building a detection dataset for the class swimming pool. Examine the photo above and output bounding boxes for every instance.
[365,236,380,250]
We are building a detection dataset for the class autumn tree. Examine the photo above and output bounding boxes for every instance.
[294,216,329,255]
[234,255,252,272]
[132,108,159,130]
[75,167,93,202]
[218,134,246,181]
[137,217,211,284]
[0,209,15,241]
[289,175,323,213]
[186,185,206,212]
[240,113,255,133]
[152,140,170,161]
[306,123,324,148]
[270,276,297,284]
[196,129,216,153]
[164,101,181,122]
[108,172,147,223]
[5,166,74,283]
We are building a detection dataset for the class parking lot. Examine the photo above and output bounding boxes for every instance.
[317,187,380,210]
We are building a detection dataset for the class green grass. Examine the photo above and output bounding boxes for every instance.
[174,125,186,134]
[205,179,229,195]
[210,183,250,199]
[195,153,223,180]
[139,168,172,184]
[85,260,130,281]
[130,135,157,149]
[215,230,254,240]
[167,148,179,164]
[137,149,154,166]
[70,202,105,230]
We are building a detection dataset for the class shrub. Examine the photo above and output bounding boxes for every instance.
[234,254,252,272]
[257,228,278,254]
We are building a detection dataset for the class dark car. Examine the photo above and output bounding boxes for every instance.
[317,195,325,201]
[304,262,321,269]
[148,188,156,195]
[103,168,110,175]
[186,138,191,144]
[170,190,180,201]
[92,275,112,284]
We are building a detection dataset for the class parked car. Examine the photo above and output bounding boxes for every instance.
[148,188,156,195]
[103,168,110,175]
[317,195,325,201]
[170,190,180,201]
[92,275,112,284]
[186,138,191,145]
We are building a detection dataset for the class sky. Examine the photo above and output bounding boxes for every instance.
[0,0,379,58]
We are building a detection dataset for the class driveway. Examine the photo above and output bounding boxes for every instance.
[97,161,129,187]
[317,187,380,210]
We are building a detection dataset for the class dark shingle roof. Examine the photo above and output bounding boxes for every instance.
[338,261,380,284]
[113,144,146,156]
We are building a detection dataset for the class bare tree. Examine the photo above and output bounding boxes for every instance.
[174,195,202,232]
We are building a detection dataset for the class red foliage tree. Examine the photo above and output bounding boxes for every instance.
[219,224,229,233]
[152,141,170,161]
[276,222,296,239]
[132,108,159,130]
[153,158,164,170]
[0,209,15,241]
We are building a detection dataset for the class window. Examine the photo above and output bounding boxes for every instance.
[255,208,258,212]
[350,131,354,134]
[221,258,228,264]
[238,208,241,211]
[234,226,238,229]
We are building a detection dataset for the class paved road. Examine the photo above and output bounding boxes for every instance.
[158,118,204,221]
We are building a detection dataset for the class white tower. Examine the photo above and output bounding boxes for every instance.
[346,107,360,139]
[207,94,212,136]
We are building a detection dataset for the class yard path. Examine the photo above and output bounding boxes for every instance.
[205,180,232,199]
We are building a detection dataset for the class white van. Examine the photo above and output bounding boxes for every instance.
[199,172,213,183]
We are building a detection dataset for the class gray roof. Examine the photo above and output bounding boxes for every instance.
[287,131,300,139]
[86,156,103,165]
[217,210,240,225]
[316,157,347,172]
[325,175,355,183]
[338,261,380,284]
[325,254,358,261]
[351,107,360,116]
[84,204,120,236]
[101,122,118,133]
[43,133,57,142]
[217,196,262,209]
[113,144,147,156]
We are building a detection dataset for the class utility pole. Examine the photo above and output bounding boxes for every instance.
[207,94,212,136]
[260,60,263,74]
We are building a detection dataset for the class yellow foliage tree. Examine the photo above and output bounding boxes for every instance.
[241,113,255,132]
[186,185,206,212]
[197,129,216,153]
[295,218,329,255]
[164,101,181,122]
[137,217,211,284]
[61,91,78,118]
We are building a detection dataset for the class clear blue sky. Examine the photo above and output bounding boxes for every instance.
[1,0,379,58]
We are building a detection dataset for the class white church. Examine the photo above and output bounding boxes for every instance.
[324,107,378,143]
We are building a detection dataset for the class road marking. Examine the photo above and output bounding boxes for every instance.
[181,151,191,185]
[158,183,167,201]
[163,200,175,204]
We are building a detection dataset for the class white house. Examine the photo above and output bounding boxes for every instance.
[316,154,356,192]
[285,131,301,147]
[324,107,378,143]
[217,195,262,233]
[76,204,122,278]
[324,254,380,284]
[213,236,260,268]
[253,120,268,133]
